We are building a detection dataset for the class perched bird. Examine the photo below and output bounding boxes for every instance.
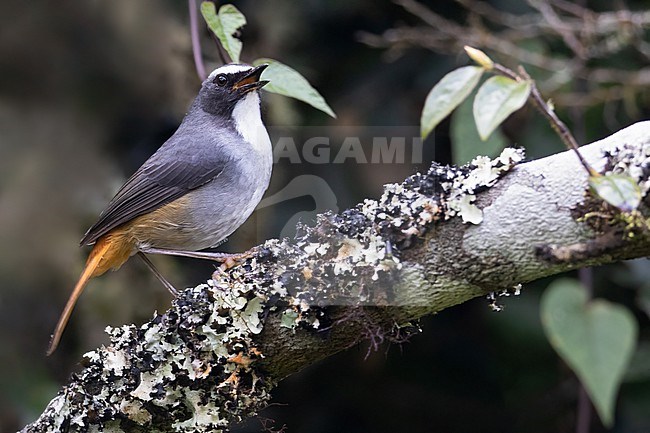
[48,63,272,355]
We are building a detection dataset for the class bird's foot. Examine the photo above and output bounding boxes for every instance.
[141,246,259,264]
[213,247,260,273]
[140,247,260,283]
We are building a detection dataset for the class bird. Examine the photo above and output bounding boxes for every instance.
[47,63,272,355]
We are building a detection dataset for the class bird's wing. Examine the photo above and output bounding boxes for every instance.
[80,133,233,246]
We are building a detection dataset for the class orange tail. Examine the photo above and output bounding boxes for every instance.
[47,233,132,355]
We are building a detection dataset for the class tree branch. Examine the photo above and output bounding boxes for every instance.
[23,122,650,432]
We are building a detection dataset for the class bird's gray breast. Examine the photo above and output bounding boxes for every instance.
[181,125,272,250]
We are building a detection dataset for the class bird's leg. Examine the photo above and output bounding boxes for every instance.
[141,246,258,263]
[137,252,179,297]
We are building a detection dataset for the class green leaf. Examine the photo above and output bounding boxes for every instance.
[473,76,531,140]
[420,66,484,139]
[589,173,642,212]
[253,58,336,118]
[200,2,246,63]
[450,88,505,164]
[541,279,638,427]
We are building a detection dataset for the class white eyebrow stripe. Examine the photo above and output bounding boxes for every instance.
[207,64,253,79]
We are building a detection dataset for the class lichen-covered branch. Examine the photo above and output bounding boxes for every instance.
[23,122,650,433]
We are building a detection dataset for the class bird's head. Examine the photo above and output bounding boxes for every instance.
[198,63,269,117]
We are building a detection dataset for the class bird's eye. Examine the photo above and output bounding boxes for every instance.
[215,74,227,87]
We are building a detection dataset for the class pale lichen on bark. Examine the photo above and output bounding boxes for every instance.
[22,122,650,433]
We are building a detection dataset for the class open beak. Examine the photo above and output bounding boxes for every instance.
[234,64,269,93]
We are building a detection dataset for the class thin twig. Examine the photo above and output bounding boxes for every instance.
[394,0,465,36]
[576,385,592,433]
[453,0,530,28]
[492,63,597,176]
[214,35,230,64]
[527,0,587,59]
[549,0,591,18]
[189,0,207,81]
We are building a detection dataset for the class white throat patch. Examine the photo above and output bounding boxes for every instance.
[232,92,272,156]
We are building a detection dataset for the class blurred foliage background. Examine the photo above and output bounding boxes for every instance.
[1,0,649,432]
